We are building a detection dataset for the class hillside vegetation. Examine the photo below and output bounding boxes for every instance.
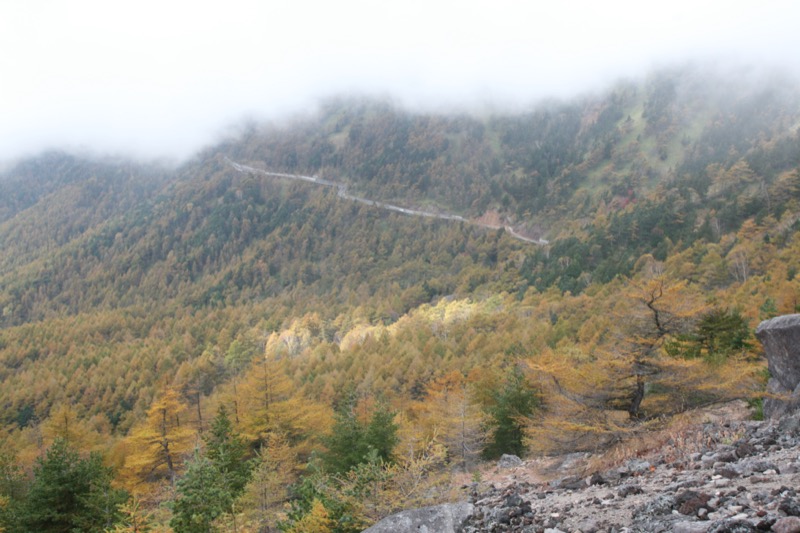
[1,66,799,531]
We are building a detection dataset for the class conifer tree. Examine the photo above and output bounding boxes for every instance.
[18,438,127,533]
[288,498,334,533]
[322,398,398,474]
[666,307,752,363]
[322,402,366,475]
[121,388,195,488]
[482,368,539,459]
[416,372,488,470]
[620,275,705,419]
[204,406,252,502]
[239,432,296,532]
[170,452,229,533]
[363,405,399,465]
[108,497,152,533]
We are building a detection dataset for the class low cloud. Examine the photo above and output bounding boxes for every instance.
[1,0,798,162]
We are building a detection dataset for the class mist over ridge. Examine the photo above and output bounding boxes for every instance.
[3,59,797,171]
[2,0,799,163]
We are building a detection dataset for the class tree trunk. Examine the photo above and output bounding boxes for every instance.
[628,374,645,420]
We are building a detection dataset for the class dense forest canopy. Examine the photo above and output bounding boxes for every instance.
[1,66,799,531]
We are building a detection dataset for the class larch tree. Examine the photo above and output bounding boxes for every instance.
[41,403,104,454]
[286,499,334,533]
[237,353,294,442]
[108,497,153,533]
[616,273,706,419]
[414,371,487,470]
[238,432,297,532]
[223,339,258,425]
[121,388,196,492]
[525,345,632,454]
[237,350,332,459]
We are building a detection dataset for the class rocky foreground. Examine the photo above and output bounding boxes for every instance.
[465,411,800,533]
[366,315,800,533]
[367,409,800,533]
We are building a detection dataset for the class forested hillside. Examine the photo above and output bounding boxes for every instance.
[1,66,800,532]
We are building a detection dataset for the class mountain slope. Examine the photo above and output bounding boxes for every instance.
[0,65,799,530]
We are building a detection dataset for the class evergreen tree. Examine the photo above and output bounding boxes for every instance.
[482,369,539,459]
[666,307,752,363]
[322,403,367,475]
[204,406,252,499]
[171,408,253,532]
[322,399,398,474]
[18,437,127,533]
[280,459,364,533]
[363,406,399,466]
[170,453,230,533]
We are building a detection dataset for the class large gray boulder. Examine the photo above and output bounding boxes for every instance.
[756,314,800,418]
[362,502,474,533]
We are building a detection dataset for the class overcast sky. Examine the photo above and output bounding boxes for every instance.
[1,0,799,163]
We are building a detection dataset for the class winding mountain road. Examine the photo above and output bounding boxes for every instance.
[225,158,547,246]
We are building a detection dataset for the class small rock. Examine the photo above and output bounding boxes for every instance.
[706,519,758,532]
[716,450,738,463]
[576,518,600,533]
[780,498,800,517]
[503,493,523,508]
[618,484,643,498]
[589,472,606,485]
[771,486,794,497]
[676,491,712,516]
[735,442,756,458]
[755,517,776,531]
[496,508,511,524]
[673,522,712,533]
[749,460,780,474]
[635,494,674,517]
[715,466,740,479]
[625,459,652,475]
[772,516,800,533]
